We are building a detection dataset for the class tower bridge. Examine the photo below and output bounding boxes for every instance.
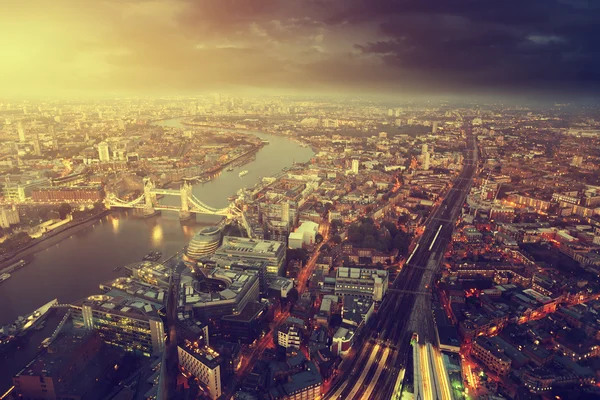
[105,177,253,237]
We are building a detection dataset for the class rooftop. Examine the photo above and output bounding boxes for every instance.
[72,293,163,320]
[216,236,284,258]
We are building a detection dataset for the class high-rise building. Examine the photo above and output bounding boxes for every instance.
[17,121,25,142]
[33,133,42,156]
[432,121,438,133]
[118,120,125,130]
[98,142,110,162]
[351,159,359,175]
[421,144,428,155]
[177,341,222,399]
[423,152,430,170]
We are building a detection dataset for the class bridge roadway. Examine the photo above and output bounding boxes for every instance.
[325,125,477,400]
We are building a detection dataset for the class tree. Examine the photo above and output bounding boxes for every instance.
[57,203,72,219]
[315,233,324,244]
[363,234,378,250]
[287,288,299,304]
[332,235,342,245]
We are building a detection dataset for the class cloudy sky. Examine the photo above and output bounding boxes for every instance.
[2,0,599,98]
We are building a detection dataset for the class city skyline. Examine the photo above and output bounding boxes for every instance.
[2,0,600,99]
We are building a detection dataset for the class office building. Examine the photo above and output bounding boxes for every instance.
[186,226,222,262]
[421,144,428,155]
[71,294,166,356]
[220,300,267,344]
[184,268,260,320]
[214,236,286,276]
[0,207,20,228]
[178,341,222,399]
[335,268,388,301]
[97,142,110,162]
[432,121,438,133]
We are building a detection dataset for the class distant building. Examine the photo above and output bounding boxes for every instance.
[71,294,165,356]
[571,155,583,167]
[178,342,222,399]
[17,121,25,142]
[0,207,20,228]
[97,142,110,162]
[2,178,51,202]
[351,159,360,175]
[31,186,104,203]
[33,133,42,156]
[422,152,430,170]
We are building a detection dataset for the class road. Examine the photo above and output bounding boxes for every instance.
[325,123,478,400]
[224,219,330,398]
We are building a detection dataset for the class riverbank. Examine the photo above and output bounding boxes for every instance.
[0,210,110,273]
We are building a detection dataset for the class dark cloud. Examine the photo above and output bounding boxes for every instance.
[337,0,600,95]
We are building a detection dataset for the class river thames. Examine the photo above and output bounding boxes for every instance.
[0,120,314,326]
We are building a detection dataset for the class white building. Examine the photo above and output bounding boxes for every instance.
[278,324,302,349]
[98,142,110,162]
[0,207,20,228]
[178,343,222,399]
[288,221,319,249]
[421,144,428,155]
[422,152,430,171]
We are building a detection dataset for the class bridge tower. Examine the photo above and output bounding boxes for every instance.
[143,177,158,217]
[179,180,193,221]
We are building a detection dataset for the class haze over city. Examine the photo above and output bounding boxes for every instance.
[2,2,600,400]
[2,0,600,99]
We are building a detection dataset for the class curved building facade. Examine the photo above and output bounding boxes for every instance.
[186,226,222,261]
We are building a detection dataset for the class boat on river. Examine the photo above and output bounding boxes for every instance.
[0,298,58,339]
[143,251,162,262]
[239,170,249,177]
[0,273,10,284]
